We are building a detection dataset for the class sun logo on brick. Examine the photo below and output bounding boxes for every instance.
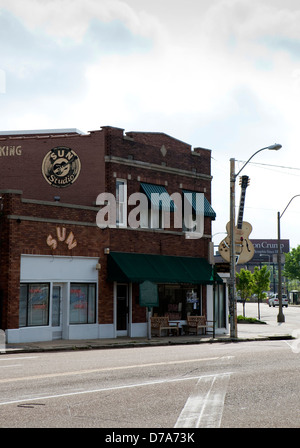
[42,146,81,188]
[46,227,77,251]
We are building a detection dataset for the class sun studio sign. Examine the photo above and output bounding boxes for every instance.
[42,146,81,188]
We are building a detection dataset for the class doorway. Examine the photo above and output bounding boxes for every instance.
[116,284,128,336]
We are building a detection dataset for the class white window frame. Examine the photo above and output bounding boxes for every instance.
[150,207,165,229]
[116,179,127,227]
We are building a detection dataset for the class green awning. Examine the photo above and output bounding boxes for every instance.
[182,190,216,220]
[107,252,223,284]
[140,182,176,212]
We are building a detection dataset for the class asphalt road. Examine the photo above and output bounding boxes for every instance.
[1,331,300,429]
[237,300,298,323]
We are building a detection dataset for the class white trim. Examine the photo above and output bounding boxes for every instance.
[20,254,98,282]
[114,282,134,337]
[206,281,229,335]
[0,128,86,136]
[6,255,100,343]
[116,179,127,227]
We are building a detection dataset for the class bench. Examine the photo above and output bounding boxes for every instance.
[150,316,179,337]
[185,316,214,335]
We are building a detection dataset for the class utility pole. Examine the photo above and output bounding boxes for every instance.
[229,158,237,338]
[277,211,285,322]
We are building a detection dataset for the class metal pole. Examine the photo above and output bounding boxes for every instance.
[147,307,152,340]
[227,144,281,337]
[213,264,216,339]
[277,211,285,322]
[229,158,237,338]
[277,195,300,319]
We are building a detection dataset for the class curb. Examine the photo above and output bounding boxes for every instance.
[2,334,295,355]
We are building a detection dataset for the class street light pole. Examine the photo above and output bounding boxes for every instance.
[229,144,282,338]
[229,158,237,338]
[277,211,284,322]
[277,194,300,323]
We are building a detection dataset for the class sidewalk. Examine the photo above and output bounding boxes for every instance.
[3,319,296,354]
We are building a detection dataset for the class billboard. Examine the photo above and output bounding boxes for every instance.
[251,239,290,261]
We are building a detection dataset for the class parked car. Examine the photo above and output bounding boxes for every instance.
[268,294,288,307]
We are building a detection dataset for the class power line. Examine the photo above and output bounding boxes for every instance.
[236,160,300,171]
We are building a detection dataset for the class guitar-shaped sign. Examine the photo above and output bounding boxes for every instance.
[219,175,255,264]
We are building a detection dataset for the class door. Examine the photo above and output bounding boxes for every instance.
[52,283,63,339]
[116,284,128,336]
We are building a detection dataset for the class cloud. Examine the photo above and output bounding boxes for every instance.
[0,0,162,42]
[83,17,152,55]
[0,0,299,143]
[0,7,152,93]
[1,0,300,247]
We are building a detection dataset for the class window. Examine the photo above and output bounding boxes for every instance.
[182,190,204,236]
[69,283,96,324]
[140,183,176,230]
[148,207,165,229]
[19,283,50,327]
[116,179,127,227]
[155,284,201,320]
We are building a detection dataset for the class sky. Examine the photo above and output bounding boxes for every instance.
[1,0,300,251]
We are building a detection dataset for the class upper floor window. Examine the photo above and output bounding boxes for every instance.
[116,179,127,227]
[182,190,205,238]
[139,182,177,230]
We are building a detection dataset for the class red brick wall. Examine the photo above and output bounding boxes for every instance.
[108,129,211,177]
[0,127,215,332]
[0,192,107,328]
[0,126,213,206]
[109,228,208,258]
[0,130,106,206]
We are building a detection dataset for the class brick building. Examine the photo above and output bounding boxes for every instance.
[0,126,227,343]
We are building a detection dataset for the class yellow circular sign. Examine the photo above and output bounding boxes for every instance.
[42,146,81,188]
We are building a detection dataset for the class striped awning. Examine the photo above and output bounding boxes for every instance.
[140,182,176,212]
[182,189,216,220]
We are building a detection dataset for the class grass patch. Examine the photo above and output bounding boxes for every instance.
[237,315,266,324]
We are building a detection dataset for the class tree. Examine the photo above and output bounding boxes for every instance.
[252,265,271,320]
[236,269,253,317]
[284,246,300,281]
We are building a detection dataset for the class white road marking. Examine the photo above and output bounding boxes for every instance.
[0,356,38,361]
[174,372,231,428]
[0,365,22,369]
[284,334,300,353]
[0,356,225,384]
[0,373,233,407]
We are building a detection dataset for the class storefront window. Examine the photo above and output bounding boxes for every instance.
[19,283,50,327]
[69,283,96,324]
[155,284,201,320]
